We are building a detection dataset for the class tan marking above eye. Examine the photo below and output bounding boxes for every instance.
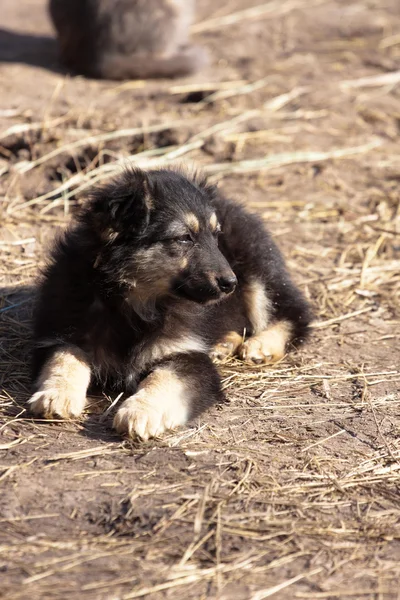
[209,213,219,231]
[180,257,188,269]
[185,213,200,233]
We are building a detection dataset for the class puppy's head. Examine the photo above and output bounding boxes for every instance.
[84,167,237,308]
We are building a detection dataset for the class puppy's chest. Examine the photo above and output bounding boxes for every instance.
[132,331,208,372]
[86,301,207,374]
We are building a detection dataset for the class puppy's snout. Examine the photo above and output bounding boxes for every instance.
[216,273,237,294]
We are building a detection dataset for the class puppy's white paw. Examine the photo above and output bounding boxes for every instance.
[238,321,292,365]
[239,338,275,364]
[113,369,189,441]
[28,387,87,419]
[29,347,91,419]
[210,331,243,361]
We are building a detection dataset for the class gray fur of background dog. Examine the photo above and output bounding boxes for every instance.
[49,0,207,79]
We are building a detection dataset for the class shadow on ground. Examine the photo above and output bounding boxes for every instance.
[0,28,60,72]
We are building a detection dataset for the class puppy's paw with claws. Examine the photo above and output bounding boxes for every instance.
[210,331,243,361]
[113,369,189,441]
[28,387,87,419]
[238,322,292,365]
[238,338,276,364]
[28,347,91,419]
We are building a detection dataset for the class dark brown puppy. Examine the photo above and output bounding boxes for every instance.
[29,167,312,440]
[48,0,207,79]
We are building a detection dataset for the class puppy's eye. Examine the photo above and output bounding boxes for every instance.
[176,234,193,245]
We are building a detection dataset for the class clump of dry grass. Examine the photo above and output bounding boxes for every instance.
[1,81,387,216]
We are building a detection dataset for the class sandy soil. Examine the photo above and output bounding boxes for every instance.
[0,0,400,598]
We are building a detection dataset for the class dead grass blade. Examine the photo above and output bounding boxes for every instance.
[192,0,327,33]
[250,567,323,600]
[340,70,400,89]
[47,444,123,462]
[15,120,188,175]
[204,139,383,176]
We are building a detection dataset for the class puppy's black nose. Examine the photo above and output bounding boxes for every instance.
[217,273,237,294]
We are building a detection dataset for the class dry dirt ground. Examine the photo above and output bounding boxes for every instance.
[1,1,400,599]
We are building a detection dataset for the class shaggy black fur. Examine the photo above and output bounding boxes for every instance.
[48,0,207,79]
[32,167,312,421]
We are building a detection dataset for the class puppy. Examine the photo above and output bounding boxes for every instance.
[48,0,207,79]
[29,167,312,440]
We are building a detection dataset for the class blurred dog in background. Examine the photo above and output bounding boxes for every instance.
[49,0,207,78]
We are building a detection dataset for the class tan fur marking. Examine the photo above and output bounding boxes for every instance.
[126,245,173,311]
[28,347,91,418]
[210,331,243,361]
[243,279,271,334]
[129,277,170,308]
[185,213,200,233]
[180,257,188,269]
[209,212,218,231]
[113,368,189,440]
[239,321,292,365]
[136,335,207,372]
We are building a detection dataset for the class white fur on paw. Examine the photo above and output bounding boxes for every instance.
[210,341,235,361]
[210,332,243,361]
[113,372,189,441]
[28,388,87,419]
[239,338,274,364]
[29,348,90,419]
[238,322,292,365]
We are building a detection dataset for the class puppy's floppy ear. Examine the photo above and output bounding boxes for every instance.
[85,168,152,235]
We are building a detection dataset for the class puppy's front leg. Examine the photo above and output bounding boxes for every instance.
[113,353,222,440]
[29,346,91,419]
